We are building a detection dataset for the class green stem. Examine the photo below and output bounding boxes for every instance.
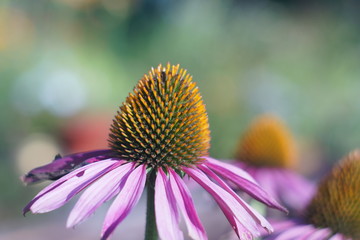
[145,170,158,240]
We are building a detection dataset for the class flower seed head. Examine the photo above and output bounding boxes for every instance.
[109,63,210,170]
[234,115,297,168]
[306,150,360,239]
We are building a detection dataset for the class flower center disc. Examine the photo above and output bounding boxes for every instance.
[109,63,210,169]
[235,115,297,168]
[306,150,360,239]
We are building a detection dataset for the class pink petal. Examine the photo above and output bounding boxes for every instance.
[155,168,184,240]
[101,164,147,240]
[25,160,119,214]
[67,162,135,228]
[306,228,332,240]
[204,157,287,212]
[168,169,207,240]
[329,233,349,240]
[205,158,257,183]
[270,220,298,233]
[254,168,278,198]
[198,165,273,234]
[274,225,315,240]
[183,166,260,238]
[276,169,315,212]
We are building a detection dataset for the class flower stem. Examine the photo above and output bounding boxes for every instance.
[145,170,158,240]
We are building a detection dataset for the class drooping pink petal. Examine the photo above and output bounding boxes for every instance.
[67,162,135,228]
[162,170,180,223]
[183,166,260,238]
[101,164,147,240]
[204,158,257,183]
[270,220,298,233]
[329,233,349,240]
[276,169,315,212]
[204,157,287,212]
[198,165,273,234]
[24,160,119,215]
[155,168,184,240]
[22,149,114,184]
[306,228,332,240]
[253,168,280,201]
[168,169,207,240]
[273,225,315,240]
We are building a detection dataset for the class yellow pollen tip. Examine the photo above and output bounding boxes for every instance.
[234,114,297,168]
[108,63,210,169]
[306,150,360,238]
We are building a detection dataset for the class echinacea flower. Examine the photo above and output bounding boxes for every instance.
[23,63,286,240]
[268,150,360,240]
[233,115,315,213]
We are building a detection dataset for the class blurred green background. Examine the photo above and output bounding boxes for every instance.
[1,0,359,239]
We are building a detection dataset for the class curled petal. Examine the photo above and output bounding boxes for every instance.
[155,168,183,240]
[67,162,135,228]
[101,164,147,240]
[204,157,287,212]
[22,150,114,184]
[24,160,119,215]
[168,169,207,240]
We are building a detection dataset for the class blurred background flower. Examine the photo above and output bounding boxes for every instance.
[1,0,360,239]
[233,114,315,214]
[267,150,360,240]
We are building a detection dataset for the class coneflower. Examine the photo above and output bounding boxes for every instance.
[268,150,360,240]
[22,63,285,240]
[233,115,315,212]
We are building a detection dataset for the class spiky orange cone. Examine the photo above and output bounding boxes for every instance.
[269,150,360,240]
[234,115,315,212]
